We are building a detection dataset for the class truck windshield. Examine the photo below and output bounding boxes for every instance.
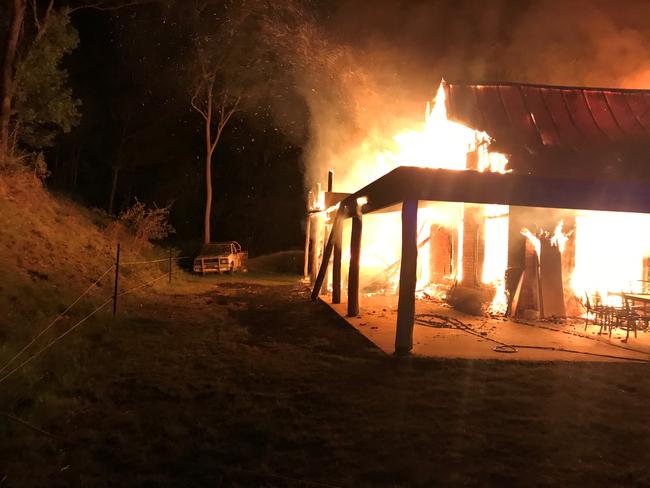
[204,244,231,254]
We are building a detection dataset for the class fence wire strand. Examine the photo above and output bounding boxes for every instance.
[0,265,115,376]
[120,256,191,266]
[0,298,113,386]
[0,270,172,387]
[118,272,169,296]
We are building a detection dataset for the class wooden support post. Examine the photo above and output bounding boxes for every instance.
[539,238,565,317]
[320,222,331,296]
[322,170,335,295]
[311,209,344,300]
[506,206,525,316]
[303,213,311,279]
[347,207,362,317]
[112,243,121,318]
[310,214,319,284]
[395,199,418,355]
[332,216,343,304]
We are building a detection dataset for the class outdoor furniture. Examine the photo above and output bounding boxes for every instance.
[594,292,650,342]
[622,293,650,331]
[608,300,637,342]
[583,293,610,333]
[583,292,641,341]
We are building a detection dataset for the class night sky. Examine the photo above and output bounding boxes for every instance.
[31,0,650,255]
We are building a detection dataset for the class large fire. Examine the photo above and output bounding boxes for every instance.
[315,81,650,317]
[333,82,511,311]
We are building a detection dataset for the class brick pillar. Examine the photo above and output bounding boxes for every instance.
[461,205,484,288]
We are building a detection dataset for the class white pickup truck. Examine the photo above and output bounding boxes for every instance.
[193,241,248,274]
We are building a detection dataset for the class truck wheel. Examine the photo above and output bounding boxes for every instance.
[228,263,234,274]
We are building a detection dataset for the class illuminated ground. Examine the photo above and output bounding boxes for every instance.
[4,274,650,486]
[325,295,650,362]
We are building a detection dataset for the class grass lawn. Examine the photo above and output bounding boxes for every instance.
[2,274,650,487]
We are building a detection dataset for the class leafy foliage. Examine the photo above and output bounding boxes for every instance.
[117,199,175,244]
[13,9,81,150]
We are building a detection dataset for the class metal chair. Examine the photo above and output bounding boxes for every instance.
[583,293,610,334]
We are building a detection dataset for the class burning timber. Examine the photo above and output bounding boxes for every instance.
[306,80,650,355]
[310,167,650,354]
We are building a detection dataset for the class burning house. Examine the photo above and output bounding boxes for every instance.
[306,80,650,354]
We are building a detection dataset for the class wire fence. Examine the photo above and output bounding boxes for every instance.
[0,244,193,386]
[121,256,191,266]
[0,265,115,377]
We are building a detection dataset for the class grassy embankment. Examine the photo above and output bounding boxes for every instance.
[0,174,183,430]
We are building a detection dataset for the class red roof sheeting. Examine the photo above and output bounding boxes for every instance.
[443,81,650,179]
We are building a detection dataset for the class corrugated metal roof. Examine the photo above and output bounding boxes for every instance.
[443,81,650,178]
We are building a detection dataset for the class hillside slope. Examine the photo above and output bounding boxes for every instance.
[0,174,169,348]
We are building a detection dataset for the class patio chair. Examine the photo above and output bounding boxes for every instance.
[583,293,610,333]
[609,297,639,342]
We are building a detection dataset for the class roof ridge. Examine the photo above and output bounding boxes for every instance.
[443,80,650,94]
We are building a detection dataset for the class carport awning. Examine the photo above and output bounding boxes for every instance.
[340,166,650,215]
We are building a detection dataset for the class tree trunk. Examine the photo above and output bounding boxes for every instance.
[0,0,25,162]
[108,165,121,215]
[204,149,213,244]
[203,88,214,244]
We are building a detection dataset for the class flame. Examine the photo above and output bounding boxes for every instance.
[521,228,541,261]
[571,211,650,305]
[391,84,509,172]
[550,220,568,252]
[331,81,510,312]
[321,81,650,322]
[483,205,509,314]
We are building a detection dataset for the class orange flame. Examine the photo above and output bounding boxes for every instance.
[330,81,511,312]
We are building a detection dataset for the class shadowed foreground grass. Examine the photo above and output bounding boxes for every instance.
[2,276,650,487]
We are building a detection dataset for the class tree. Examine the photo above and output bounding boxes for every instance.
[187,1,247,244]
[0,1,81,165]
[0,0,157,166]
[0,0,25,163]
[183,0,300,244]
[13,6,81,151]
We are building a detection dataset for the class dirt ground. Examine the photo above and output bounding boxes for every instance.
[3,274,650,487]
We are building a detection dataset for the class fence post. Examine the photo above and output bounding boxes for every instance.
[169,248,172,284]
[112,243,120,318]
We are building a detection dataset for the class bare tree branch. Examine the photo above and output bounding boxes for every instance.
[190,81,208,120]
[33,0,55,43]
[31,0,40,30]
[68,0,158,14]
[211,96,239,154]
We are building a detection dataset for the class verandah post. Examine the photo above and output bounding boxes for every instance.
[320,220,331,296]
[332,215,343,304]
[303,190,313,279]
[322,170,335,296]
[347,204,362,317]
[309,185,321,285]
[310,208,344,301]
[304,213,312,279]
[395,199,418,355]
[309,214,319,284]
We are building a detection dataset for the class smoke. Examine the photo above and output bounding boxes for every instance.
[275,0,650,192]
